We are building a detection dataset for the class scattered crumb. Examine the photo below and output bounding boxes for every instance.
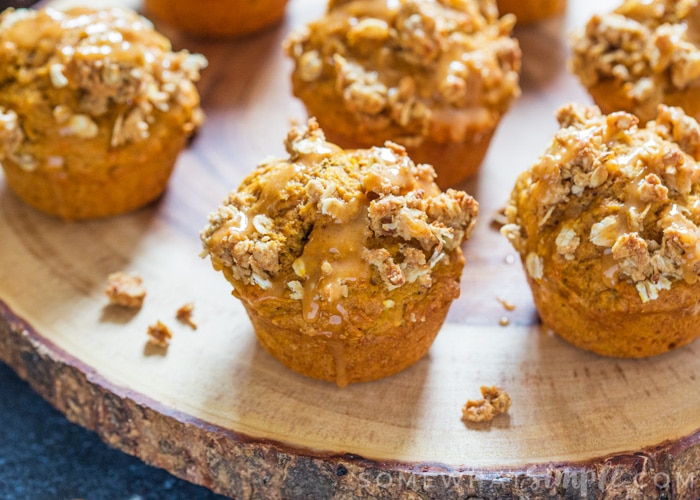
[176,302,197,330]
[504,254,516,265]
[105,272,146,308]
[499,316,510,327]
[462,386,511,423]
[147,320,172,347]
[497,296,516,311]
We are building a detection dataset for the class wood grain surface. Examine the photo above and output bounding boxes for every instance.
[1,0,699,498]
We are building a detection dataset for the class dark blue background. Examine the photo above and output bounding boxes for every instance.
[0,362,228,500]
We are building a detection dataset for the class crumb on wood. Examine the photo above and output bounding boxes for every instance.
[147,320,172,347]
[176,302,197,330]
[497,296,516,311]
[105,272,146,308]
[462,386,511,423]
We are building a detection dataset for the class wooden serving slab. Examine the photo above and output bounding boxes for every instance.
[1,0,699,498]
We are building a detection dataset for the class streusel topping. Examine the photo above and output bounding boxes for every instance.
[0,7,206,170]
[201,119,478,322]
[502,104,700,302]
[284,0,520,144]
[570,0,700,122]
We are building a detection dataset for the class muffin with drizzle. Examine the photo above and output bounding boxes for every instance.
[0,7,206,220]
[284,0,521,187]
[201,119,479,386]
[502,103,700,358]
[570,0,700,124]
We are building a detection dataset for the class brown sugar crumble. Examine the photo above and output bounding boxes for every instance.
[105,272,146,309]
[147,320,172,347]
[462,385,511,423]
[176,302,197,330]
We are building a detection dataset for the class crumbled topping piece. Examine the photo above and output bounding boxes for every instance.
[60,114,99,139]
[284,0,520,141]
[611,233,650,281]
[503,103,700,302]
[462,386,511,423]
[0,108,22,161]
[104,272,146,308]
[49,63,68,88]
[362,248,406,290]
[176,302,197,330]
[525,253,544,280]
[570,0,700,122]
[555,223,580,260]
[147,320,172,347]
[287,280,304,300]
[298,49,323,82]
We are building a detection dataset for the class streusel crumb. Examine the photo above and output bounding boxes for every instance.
[176,302,197,330]
[462,386,512,423]
[147,320,172,347]
[105,272,146,309]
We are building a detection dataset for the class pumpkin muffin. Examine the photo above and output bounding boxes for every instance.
[570,0,700,124]
[201,119,479,386]
[0,7,206,220]
[497,0,566,24]
[144,0,289,39]
[284,0,521,188]
[502,103,700,358]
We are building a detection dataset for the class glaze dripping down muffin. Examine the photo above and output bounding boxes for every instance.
[502,103,700,357]
[201,119,479,386]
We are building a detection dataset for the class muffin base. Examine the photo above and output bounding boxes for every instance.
[1,132,189,220]
[144,0,288,38]
[233,253,465,387]
[587,80,700,125]
[529,274,700,358]
[497,0,565,23]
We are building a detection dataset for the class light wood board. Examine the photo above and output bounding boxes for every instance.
[1,0,699,497]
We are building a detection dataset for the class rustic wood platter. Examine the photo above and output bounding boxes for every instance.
[1,0,700,497]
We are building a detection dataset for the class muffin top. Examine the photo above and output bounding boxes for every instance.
[0,7,207,172]
[201,119,479,323]
[284,0,520,145]
[570,0,700,122]
[502,104,700,303]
